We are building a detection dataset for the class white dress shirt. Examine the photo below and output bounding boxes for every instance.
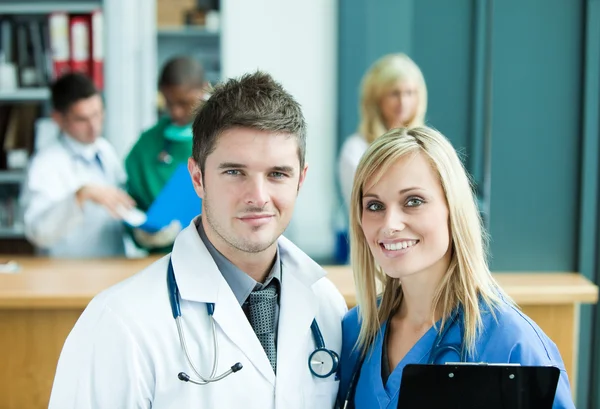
[21,134,127,258]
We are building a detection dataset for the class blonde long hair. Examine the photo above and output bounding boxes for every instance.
[349,127,511,356]
[358,54,428,144]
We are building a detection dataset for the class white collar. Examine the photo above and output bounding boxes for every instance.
[171,216,326,304]
[61,134,102,162]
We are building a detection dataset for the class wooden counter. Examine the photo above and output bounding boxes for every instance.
[0,257,597,409]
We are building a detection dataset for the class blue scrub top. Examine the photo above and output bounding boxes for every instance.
[336,301,575,409]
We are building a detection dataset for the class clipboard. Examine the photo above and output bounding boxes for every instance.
[397,363,560,409]
[120,164,202,233]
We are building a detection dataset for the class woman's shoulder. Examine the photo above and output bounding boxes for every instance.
[340,306,367,359]
[486,302,547,342]
[479,301,564,367]
[342,305,361,336]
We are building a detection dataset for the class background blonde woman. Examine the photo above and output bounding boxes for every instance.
[335,127,574,408]
[337,53,428,210]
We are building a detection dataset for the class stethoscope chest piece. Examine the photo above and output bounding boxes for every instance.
[309,348,339,378]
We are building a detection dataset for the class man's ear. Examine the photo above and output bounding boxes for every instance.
[51,110,65,129]
[188,157,205,199]
[297,163,308,191]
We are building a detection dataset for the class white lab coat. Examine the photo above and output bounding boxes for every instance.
[48,218,348,409]
[337,133,368,210]
[20,135,126,257]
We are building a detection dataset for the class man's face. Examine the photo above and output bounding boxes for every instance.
[52,94,104,144]
[160,85,205,126]
[189,127,307,255]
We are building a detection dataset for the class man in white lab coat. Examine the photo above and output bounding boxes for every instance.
[21,73,134,257]
[49,72,347,408]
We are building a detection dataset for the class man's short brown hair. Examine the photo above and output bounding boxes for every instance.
[192,71,307,173]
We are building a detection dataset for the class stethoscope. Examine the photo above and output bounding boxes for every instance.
[337,308,467,409]
[167,257,340,385]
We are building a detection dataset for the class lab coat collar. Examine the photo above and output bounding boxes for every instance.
[170,216,326,305]
[61,133,102,163]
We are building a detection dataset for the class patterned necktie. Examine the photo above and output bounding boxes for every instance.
[246,285,278,373]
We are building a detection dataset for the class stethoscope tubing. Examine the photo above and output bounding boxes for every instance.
[340,309,466,409]
[167,256,339,384]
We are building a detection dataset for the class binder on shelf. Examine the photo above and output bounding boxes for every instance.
[15,22,35,87]
[40,19,53,84]
[28,19,47,86]
[49,12,70,79]
[3,104,38,154]
[90,9,103,90]
[0,19,14,63]
[68,15,90,76]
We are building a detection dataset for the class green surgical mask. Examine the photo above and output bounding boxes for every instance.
[164,122,193,141]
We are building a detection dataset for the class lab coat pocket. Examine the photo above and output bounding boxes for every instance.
[307,380,340,409]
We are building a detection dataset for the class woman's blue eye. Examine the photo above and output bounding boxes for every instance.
[365,202,384,211]
[406,197,424,207]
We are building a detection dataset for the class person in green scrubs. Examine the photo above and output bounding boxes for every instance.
[125,57,206,253]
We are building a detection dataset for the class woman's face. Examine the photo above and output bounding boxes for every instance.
[379,80,419,129]
[360,152,451,280]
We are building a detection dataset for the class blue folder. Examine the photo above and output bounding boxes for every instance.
[136,164,202,233]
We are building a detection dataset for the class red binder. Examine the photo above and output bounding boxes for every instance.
[48,12,70,79]
[69,15,91,76]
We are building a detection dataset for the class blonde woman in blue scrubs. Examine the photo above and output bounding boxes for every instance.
[336,127,575,409]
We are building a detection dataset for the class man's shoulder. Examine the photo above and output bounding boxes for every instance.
[95,137,119,153]
[30,138,68,161]
[278,236,347,312]
[27,140,71,177]
[87,256,170,318]
[312,275,347,311]
[139,119,169,145]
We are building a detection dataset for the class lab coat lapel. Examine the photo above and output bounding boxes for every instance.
[275,238,322,405]
[212,280,276,386]
[171,219,275,385]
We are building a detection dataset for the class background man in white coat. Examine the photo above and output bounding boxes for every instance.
[49,72,347,408]
[21,73,135,257]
